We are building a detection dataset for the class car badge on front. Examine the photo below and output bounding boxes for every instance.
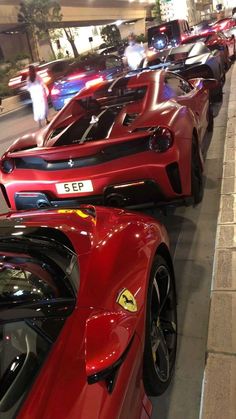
[117,288,138,312]
[68,159,74,168]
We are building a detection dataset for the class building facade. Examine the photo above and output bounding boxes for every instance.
[159,0,214,26]
[0,0,151,62]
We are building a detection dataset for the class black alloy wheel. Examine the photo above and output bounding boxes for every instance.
[191,137,203,205]
[143,255,177,396]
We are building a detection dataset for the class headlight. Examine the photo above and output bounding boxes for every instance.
[149,128,173,152]
[1,158,14,174]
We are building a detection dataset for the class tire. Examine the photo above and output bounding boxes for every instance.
[207,105,214,132]
[214,83,223,102]
[191,138,203,205]
[143,255,177,396]
[232,44,236,61]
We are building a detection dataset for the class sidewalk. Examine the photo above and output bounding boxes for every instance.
[200,63,236,419]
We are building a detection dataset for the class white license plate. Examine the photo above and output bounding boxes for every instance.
[56,180,93,194]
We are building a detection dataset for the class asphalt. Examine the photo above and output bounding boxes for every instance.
[0,67,233,418]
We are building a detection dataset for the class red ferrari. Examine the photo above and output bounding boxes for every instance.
[0,206,177,418]
[181,30,236,66]
[0,70,216,210]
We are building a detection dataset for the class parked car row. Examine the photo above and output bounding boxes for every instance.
[0,15,233,419]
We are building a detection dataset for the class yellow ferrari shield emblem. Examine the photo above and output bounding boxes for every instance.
[117,289,138,312]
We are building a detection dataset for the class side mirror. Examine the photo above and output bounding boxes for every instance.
[201,78,220,90]
[189,78,219,90]
[85,311,137,392]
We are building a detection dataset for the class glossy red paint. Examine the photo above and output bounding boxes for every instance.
[0,70,209,210]
[211,17,236,32]
[0,206,171,419]
[181,30,235,59]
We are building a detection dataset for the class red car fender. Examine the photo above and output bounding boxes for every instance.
[77,216,167,313]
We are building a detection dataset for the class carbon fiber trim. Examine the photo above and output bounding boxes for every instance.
[14,137,150,171]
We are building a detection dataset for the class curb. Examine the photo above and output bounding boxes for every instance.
[199,64,236,419]
[0,104,31,121]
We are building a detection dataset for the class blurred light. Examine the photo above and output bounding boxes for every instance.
[86,76,103,89]
[68,73,86,81]
[114,20,123,26]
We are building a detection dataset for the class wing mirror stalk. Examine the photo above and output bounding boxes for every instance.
[85,311,137,393]
[87,336,134,393]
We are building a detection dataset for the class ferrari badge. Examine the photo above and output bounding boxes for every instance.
[117,288,138,312]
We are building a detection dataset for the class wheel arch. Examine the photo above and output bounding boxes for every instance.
[192,128,203,169]
[155,242,174,278]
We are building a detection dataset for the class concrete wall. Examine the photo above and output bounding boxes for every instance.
[0,32,30,61]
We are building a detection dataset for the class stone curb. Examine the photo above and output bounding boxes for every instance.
[200,64,236,419]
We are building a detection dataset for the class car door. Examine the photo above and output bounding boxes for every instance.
[162,73,208,143]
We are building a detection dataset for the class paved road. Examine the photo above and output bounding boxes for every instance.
[0,69,232,419]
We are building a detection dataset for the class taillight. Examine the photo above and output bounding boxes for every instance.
[1,158,14,174]
[8,76,22,87]
[68,73,86,81]
[51,87,60,96]
[85,77,104,89]
[149,128,173,152]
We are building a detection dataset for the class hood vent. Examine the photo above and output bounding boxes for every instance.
[123,113,139,126]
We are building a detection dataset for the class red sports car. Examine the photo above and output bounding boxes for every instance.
[211,17,236,32]
[181,30,235,65]
[0,70,216,210]
[0,206,177,419]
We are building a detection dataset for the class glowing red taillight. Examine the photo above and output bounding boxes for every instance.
[51,87,60,96]
[149,128,173,153]
[8,77,22,87]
